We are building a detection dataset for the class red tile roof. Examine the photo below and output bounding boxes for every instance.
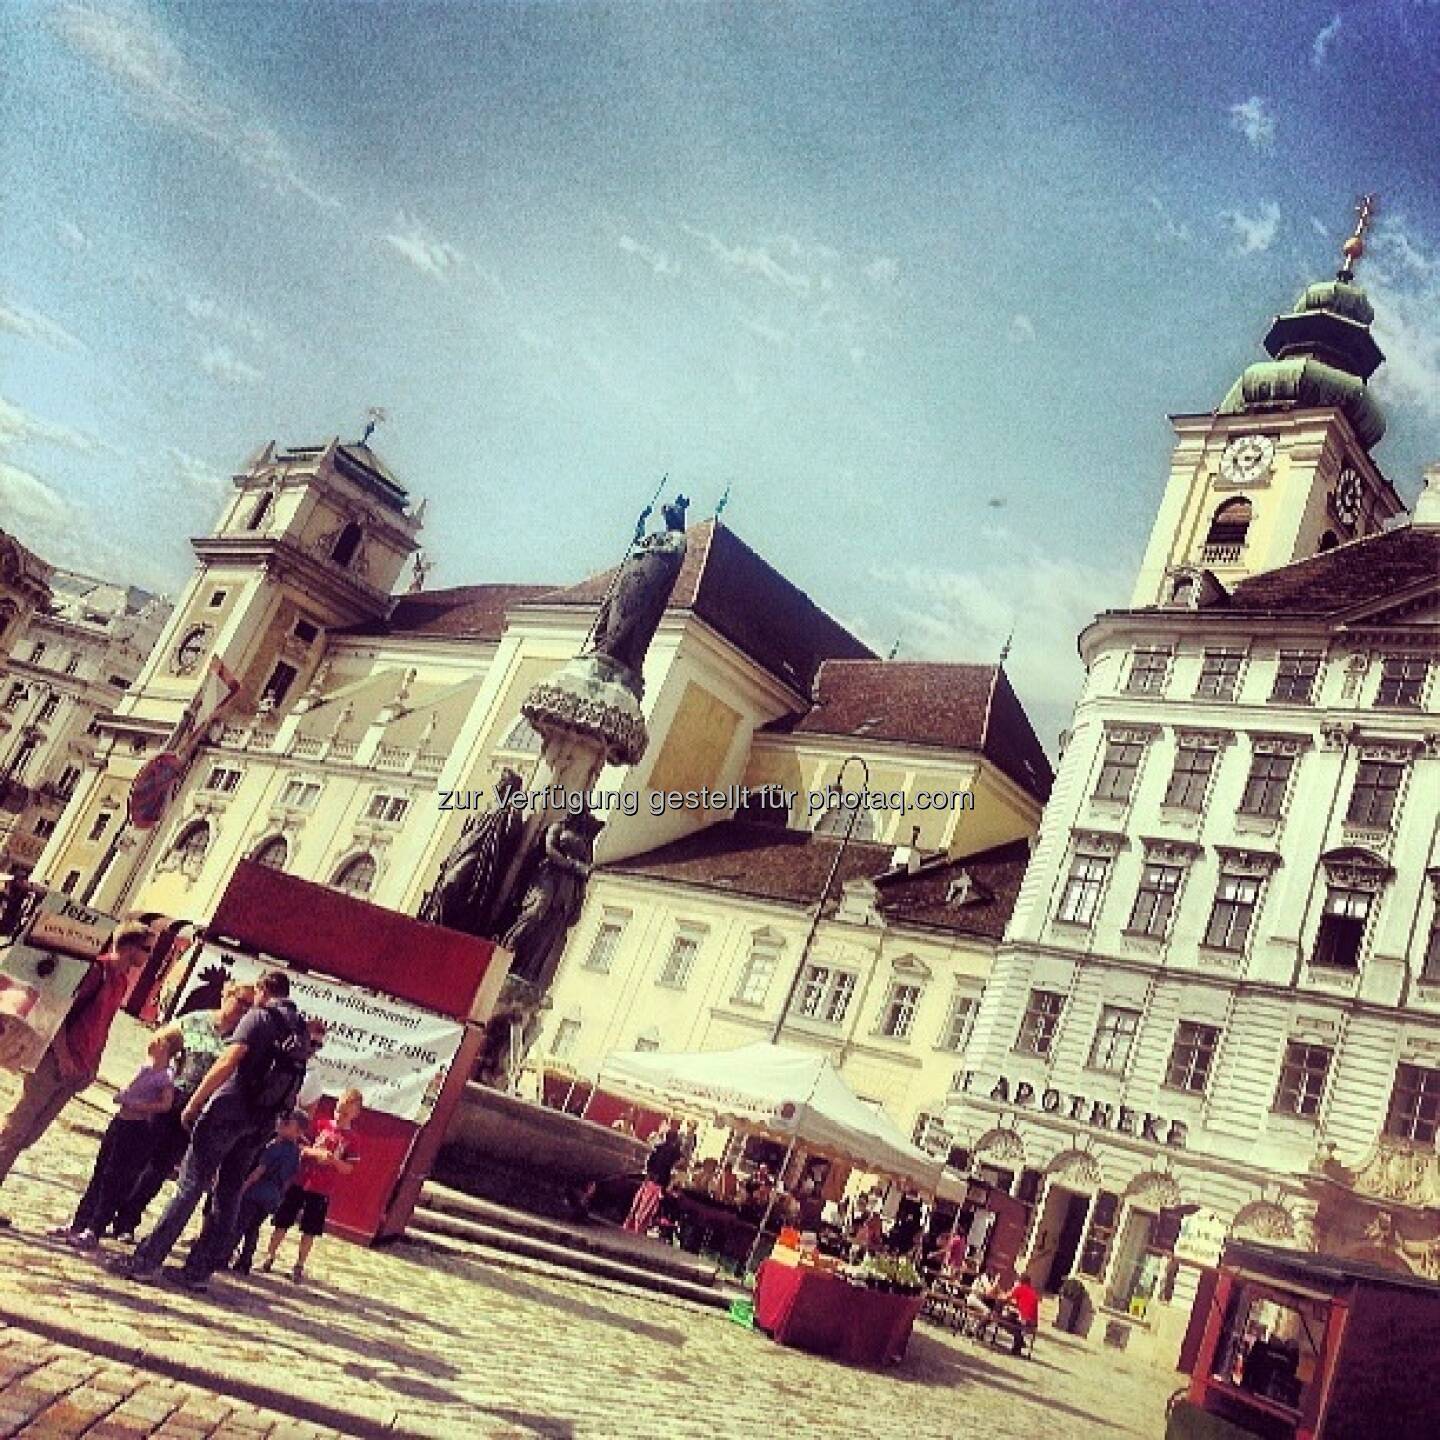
[348,584,556,641]
[605,821,1030,941]
[763,660,1053,802]
[1224,525,1440,615]
[531,520,873,693]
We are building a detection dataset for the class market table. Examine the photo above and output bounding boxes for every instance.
[754,1260,924,1366]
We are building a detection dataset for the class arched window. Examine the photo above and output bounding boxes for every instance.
[1317,529,1340,553]
[1202,498,1252,561]
[251,836,288,871]
[171,821,211,879]
[331,522,363,569]
[332,852,376,897]
[244,492,273,531]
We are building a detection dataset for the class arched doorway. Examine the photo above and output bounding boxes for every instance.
[1031,1148,1106,1292]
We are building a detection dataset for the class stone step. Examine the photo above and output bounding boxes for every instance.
[407,1203,743,1313]
[418,1181,721,1288]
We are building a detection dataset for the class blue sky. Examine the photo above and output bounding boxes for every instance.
[3,1,1438,745]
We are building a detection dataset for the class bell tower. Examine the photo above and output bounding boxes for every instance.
[1133,197,1406,608]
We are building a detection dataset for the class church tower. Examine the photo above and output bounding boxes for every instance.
[33,433,420,905]
[1132,198,1406,608]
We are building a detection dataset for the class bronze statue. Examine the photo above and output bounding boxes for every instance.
[586,496,689,683]
[421,769,526,936]
[502,809,603,991]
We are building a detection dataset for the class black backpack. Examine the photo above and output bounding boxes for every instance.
[242,1002,310,1116]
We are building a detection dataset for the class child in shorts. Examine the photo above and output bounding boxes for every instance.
[230,1108,308,1274]
[261,1088,361,1284]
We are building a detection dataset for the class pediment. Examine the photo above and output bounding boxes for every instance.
[1336,576,1440,630]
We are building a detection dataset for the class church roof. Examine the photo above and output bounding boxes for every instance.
[533,519,874,693]
[605,821,1029,941]
[1223,524,1440,616]
[761,660,1053,802]
[347,584,556,641]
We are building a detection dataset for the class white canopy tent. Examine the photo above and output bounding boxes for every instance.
[596,1041,943,1191]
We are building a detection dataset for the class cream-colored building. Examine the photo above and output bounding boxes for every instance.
[0,528,52,667]
[1,561,168,882]
[32,437,1053,1155]
[944,256,1440,1358]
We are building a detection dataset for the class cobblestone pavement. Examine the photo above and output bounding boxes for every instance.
[0,1026,1180,1438]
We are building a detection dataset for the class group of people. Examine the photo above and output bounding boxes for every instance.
[0,918,361,1293]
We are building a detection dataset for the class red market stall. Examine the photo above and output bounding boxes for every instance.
[154,861,507,1245]
[1169,1239,1440,1440]
[754,1255,924,1366]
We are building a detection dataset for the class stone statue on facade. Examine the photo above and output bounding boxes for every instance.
[420,769,526,935]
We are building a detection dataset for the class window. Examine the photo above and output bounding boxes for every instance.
[86,717,101,736]
[1202,498,1251,561]
[550,1018,581,1060]
[1346,760,1402,829]
[1239,751,1294,818]
[1312,886,1372,970]
[878,982,922,1040]
[1088,1005,1140,1073]
[261,662,299,709]
[1204,873,1262,951]
[798,965,857,1024]
[658,931,701,989]
[279,778,322,810]
[1079,1191,1120,1277]
[37,695,59,724]
[1423,921,1440,984]
[1384,1063,1440,1144]
[203,766,243,794]
[1196,650,1244,701]
[245,492,273,530]
[1126,648,1170,695]
[1128,862,1183,938]
[63,653,80,676]
[251,836,288,871]
[1274,1042,1332,1118]
[2,684,23,712]
[332,853,377,897]
[365,792,411,823]
[912,1113,950,1157]
[332,522,364,568]
[1164,743,1217,810]
[1375,655,1428,709]
[634,1032,662,1053]
[1095,739,1144,802]
[107,675,127,689]
[938,992,978,1052]
[28,642,46,665]
[55,765,81,799]
[171,821,210,877]
[60,870,81,895]
[734,941,780,1005]
[1057,853,1109,926]
[1271,652,1320,704]
[578,918,622,974]
[10,737,39,779]
[208,589,228,608]
[1166,1022,1220,1093]
[33,817,56,839]
[87,811,113,843]
[293,619,320,644]
[1015,988,1065,1056]
[499,716,543,754]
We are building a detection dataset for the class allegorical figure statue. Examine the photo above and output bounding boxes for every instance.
[586,496,689,683]
[420,768,526,936]
[502,809,604,992]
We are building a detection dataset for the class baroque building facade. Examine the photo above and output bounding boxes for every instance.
[942,248,1440,1358]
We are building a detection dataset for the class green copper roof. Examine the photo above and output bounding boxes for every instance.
[1219,355,1386,449]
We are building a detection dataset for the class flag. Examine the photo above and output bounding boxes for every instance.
[170,657,244,762]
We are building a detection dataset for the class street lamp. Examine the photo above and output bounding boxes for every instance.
[769,753,871,1045]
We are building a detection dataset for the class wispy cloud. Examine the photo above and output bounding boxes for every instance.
[0,295,85,352]
[865,256,900,287]
[382,211,466,281]
[165,445,228,497]
[0,395,110,455]
[200,345,263,386]
[55,219,91,252]
[1312,14,1342,67]
[0,459,81,535]
[681,224,813,297]
[1367,221,1440,424]
[616,233,679,277]
[182,294,267,345]
[1220,201,1282,255]
[1228,96,1276,150]
[50,0,337,208]
[1009,313,1036,343]
[1148,194,1192,244]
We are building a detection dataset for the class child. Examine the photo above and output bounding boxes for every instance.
[53,1031,180,1250]
[262,1087,362,1284]
[230,1108,307,1274]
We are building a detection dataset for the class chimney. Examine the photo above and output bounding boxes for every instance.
[1412,462,1440,529]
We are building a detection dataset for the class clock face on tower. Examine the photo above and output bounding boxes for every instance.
[1333,466,1364,529]
[173,625,209,675]
[1218,434,1276,485]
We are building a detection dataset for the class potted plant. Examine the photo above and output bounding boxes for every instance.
[1055,1275,1089,1333]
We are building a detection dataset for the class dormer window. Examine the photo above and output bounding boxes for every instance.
[1202,498,1252,564]
[331,522,363,569]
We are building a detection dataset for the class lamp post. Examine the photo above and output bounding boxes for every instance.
[769,754,871,1045]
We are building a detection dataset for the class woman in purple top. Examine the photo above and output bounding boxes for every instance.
[51,1032,181,1249]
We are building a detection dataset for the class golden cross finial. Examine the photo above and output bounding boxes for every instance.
[1338,193,1378,280]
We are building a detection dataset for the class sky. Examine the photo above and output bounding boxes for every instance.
[2,0,1438,748]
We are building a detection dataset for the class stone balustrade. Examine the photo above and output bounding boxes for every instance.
[212,721,444,779]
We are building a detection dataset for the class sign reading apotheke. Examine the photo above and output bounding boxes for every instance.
[957,1071,1189,1149]
[173,944,464,1123]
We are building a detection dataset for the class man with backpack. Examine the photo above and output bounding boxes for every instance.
[114,969,310,1291]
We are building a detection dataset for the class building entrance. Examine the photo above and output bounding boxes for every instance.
[1030,1184,1091,1293]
